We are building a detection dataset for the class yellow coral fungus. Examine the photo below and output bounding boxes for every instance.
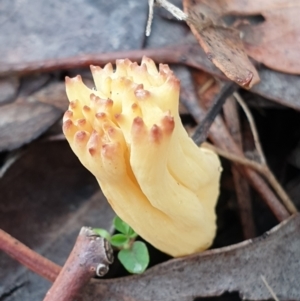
[63,57,221,257]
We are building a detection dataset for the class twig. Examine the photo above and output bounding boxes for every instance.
[185,75,290,220]
[198,78,215,95]
[234,92,266,164]
[260,275,280,301]
[234,92,297,214]
[209,117,290,221]
[204,141,297,215]
[0,43,224,79]
[264,168,298,214]
[192,82,237,145]
[0,150,23,178]
[154,0,187,21]
[0,228,61,282]
[203,142,265,173]
[223,97,255,239]
[146,0,155,36]
[43,227,113,301]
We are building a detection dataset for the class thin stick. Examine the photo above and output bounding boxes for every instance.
[223,97,255,239]
[265,170,298,214]
[234,92,266,164]
[204,142,297,214]
[0,43,226,79]
[155,0,187,21]
[234,92,297,214]
[260,275,280,301]
[0,228,61,282]
[43,227,113,301]
[183,73,289,220]
[212,118,289,220]
[203,142,265,173]
[146,0,155,36]
[192,82,237,145]
[0,150,23,178]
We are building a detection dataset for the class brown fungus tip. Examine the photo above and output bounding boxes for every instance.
[133,116,144,126]
[83,105,91,112]
[88,147,97,156]
[63,110,73,119]
[62,119,73,132]
[161,115,175,134]
[106,98,114,106]
[75,74,82,81]
[69,100,77,109]
[150,124,162,143]
[96,112,106,119]
[159,64,171,75]
[104,62,113,72]
[135,88,150,99]
[90,93,97,101]
[114,113,121,119]
[77,118,86,126]
[107,127,116,138]
[141,56,151,64]
[75,131,88,142]
[140,63,148,72]
[90,65,102,72]
[101,143,116,158]
[65,76,71,83]
[131,103,138,110]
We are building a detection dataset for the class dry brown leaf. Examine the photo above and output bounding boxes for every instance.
[0,102,61,151]
[0,141,114,300]
[85,215,300,301]
[0,77,19,105]
[184,0,300,74]
[183,0,260,89]
[252,66,300,111]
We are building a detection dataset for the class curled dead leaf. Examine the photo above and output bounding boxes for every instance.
[183,0,260,89]
[184,0,300,75]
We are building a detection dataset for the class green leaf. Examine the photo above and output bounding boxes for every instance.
[127,227,138,238]
[118,241,149,274]
[110,234,129,247]
[113,216,131,235]
[93,228,111,241]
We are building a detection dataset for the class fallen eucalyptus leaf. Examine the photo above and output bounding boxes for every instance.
[0,102,61,151]
[85,214,300,301]
[0,141,114,300]
[0,77,19,104]
[251,66,300,112]
[183,0,260,88]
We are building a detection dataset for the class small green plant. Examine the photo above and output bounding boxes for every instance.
[93,216,149,274]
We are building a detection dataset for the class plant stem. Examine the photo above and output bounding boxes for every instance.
[192,81,237,145]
